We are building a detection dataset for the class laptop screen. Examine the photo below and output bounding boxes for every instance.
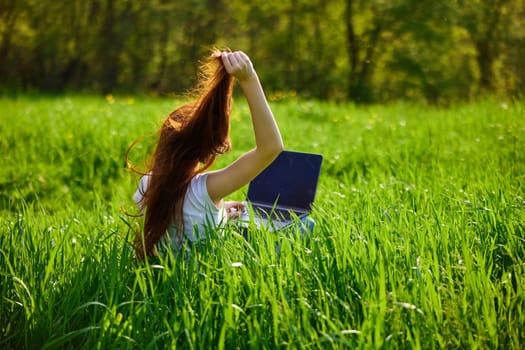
[247,151,323,211]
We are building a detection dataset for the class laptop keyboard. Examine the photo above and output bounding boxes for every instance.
[237,205,307,231]
[254,207,299,221]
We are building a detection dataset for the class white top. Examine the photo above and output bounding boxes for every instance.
[134,173,227,248]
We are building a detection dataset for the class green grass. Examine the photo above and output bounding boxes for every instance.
[1,94,524,349]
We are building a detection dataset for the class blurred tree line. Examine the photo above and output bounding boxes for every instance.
[0,0,523,103]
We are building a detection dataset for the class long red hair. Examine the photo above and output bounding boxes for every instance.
[127,51,234,260]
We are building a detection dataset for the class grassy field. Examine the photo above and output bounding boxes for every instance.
[1,94,524,349]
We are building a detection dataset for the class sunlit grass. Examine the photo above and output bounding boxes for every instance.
[1,95,524,348]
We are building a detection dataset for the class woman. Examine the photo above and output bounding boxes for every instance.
[129,50,283,259]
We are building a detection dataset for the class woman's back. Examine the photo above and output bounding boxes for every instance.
[134,173,226,246]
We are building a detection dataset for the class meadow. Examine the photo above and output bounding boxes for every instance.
[1,94,524,349]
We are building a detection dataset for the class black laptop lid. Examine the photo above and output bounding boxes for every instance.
[247,150,323,211]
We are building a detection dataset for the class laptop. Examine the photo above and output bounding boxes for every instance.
[237,150,323,231]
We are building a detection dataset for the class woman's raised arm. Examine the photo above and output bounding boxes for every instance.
[206,51,283,204]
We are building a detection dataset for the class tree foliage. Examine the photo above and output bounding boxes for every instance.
[0,0,523,103]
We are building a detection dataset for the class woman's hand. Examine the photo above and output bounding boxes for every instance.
[224,201,246,219]
[221,51,255,81]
